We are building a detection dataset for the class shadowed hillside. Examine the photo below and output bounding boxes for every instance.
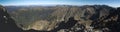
[0,5,23,32]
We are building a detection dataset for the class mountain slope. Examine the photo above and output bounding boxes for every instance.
[3,5,120,32]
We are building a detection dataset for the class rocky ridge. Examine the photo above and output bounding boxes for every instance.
[1,5,120,32]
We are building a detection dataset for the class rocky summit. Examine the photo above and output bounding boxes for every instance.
[1,5,120,32]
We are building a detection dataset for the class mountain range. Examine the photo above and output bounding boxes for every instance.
[1,5,120,32]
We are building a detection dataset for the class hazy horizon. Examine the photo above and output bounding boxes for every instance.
[0,0,120,7]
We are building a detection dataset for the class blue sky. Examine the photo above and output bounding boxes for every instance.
[0,0,120,7]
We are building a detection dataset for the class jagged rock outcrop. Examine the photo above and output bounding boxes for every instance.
[2,5,120,32]
[0,5,23,32]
